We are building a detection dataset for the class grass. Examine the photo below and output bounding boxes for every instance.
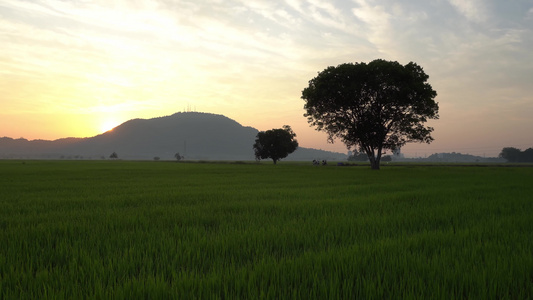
[0,160,532,299]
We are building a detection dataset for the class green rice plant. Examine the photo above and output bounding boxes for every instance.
[0,160,532,299]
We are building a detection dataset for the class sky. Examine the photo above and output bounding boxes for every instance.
[1,0,532,157]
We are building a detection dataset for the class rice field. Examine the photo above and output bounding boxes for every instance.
[0,160,532,299]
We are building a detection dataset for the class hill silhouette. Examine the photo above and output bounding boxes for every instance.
[0,112,347,161]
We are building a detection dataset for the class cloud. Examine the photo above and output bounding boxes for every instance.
[306,0,348,31]
[352,2,390,32]
[1,0,532,153]
[349,1,444,60]
[448,0,488,23]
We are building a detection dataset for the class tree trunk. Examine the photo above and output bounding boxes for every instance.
[273,159,277,164]
[372,147,383,170]
[367,149,381,170]
[370,159,380,170]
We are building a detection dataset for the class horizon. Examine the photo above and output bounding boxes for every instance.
[0,110,518,159]
[1,1,532,157]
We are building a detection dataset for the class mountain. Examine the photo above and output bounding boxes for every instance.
[0,112,347,161]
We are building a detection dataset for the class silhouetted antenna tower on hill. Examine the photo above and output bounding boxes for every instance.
[183,104,197,112]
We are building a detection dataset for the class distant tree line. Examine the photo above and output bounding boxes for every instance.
[499,147,533,163]
[347,150,368,162]
[348,150,392,162]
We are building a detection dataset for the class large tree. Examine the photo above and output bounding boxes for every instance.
[302,59,439,169]
[253,125,298,164]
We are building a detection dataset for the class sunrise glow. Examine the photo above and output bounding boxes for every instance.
[100,121,119,134]
[1,0,532,157]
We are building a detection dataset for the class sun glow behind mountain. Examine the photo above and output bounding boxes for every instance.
[100,120,119,133]
[1,1,532,157]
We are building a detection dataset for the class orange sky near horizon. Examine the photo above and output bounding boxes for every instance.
[1,0,532,157]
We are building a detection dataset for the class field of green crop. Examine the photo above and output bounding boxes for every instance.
[0,160,532,299]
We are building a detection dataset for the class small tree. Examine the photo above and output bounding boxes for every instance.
[302,59,439,170]
[109,152,118,159]
[253,125,298,164]
[174,152,183,161]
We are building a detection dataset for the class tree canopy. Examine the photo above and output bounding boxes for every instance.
[499,147,533,162]
[253,125,298,164]
[302,59,439,169]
